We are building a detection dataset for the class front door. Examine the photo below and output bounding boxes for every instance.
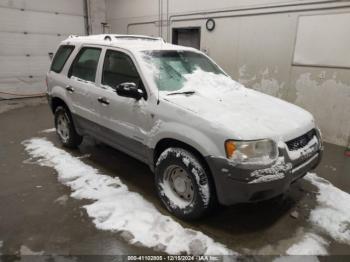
[93,49,151,162]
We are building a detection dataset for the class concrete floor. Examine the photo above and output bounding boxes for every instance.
[0,98,349,258]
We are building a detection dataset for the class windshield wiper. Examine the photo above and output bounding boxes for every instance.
[167,91,195,96]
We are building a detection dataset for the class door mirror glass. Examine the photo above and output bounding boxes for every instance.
[115,82,143,100]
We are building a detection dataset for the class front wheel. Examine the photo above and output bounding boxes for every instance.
[155,148,215,220]
[54,106,82,148]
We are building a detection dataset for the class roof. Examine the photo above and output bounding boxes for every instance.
[61,34,196,53]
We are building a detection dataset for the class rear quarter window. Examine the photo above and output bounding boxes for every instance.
[50,45,75,73]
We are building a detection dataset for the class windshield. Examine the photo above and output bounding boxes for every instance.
[140,50,226,92]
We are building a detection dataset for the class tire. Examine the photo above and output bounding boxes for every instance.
[155,148,215,220]
[54,106,82,148]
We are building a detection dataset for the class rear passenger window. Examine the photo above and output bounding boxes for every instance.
[50,45,75,73]
[69,47,101,82]
[102,50,142,88]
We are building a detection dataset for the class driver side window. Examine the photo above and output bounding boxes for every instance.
[102,50,142,89]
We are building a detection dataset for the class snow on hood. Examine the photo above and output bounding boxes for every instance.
[163,70,315,142]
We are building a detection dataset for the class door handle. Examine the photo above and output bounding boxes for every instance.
[98,97,110,105]
[65,85,74,93]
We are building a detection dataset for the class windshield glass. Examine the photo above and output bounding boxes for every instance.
[140,50,226,92]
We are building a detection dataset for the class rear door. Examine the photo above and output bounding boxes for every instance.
[67,46,102,129]
[47,44,75,100]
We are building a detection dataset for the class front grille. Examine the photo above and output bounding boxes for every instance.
[286,129,316,151]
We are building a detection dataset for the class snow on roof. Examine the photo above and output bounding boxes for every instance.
[61,34,196,52]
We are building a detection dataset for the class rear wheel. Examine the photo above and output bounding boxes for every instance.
[54,106,82,148]
[155,148,215,220]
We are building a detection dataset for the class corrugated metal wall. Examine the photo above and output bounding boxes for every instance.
[0,0,86,99]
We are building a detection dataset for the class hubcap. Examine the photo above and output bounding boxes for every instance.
[56,113,69,142]
[164,165,194,203]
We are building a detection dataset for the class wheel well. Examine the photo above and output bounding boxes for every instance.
[153,138,218,203]
[154,138,210,174]
[51,97,68,113]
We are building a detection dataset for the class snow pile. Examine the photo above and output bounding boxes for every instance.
[286,233,328,255]
[22,138,234,255]
[176,69,244,96]
[248,157,292,184]
[137,54,243,98]
[249,173,285,184]
[40,128,56,134]
[305,173,350,245]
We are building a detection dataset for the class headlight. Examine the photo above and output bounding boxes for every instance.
[225,139,278,165]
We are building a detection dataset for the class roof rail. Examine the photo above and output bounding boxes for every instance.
[103,34,165,43]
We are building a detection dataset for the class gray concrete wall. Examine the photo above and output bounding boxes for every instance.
[87,0,107,34]
[105,0,350,147]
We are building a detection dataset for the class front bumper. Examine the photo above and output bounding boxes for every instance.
[206,139,323,206]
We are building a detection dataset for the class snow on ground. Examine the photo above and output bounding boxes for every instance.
[20,245,44,255]
[273,255,319,262]
[22,138,235,256]
[40,128,56,133]
[304,173,350,245]
[257,227,328,256]
[54,194,69,206]
[286,233,328,255]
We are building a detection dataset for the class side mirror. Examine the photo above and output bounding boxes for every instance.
[115,82,144,100]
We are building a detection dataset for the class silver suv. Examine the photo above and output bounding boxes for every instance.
[46,34,322,220]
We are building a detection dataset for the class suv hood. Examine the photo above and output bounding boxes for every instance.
[162,72,315,142]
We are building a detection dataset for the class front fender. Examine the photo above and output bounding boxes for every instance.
[148,121,223,158]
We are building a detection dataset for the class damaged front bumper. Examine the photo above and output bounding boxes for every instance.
[206,140,323,206]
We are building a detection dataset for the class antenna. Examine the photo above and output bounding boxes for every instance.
[157,58,160,105]
[156,35,163,105]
